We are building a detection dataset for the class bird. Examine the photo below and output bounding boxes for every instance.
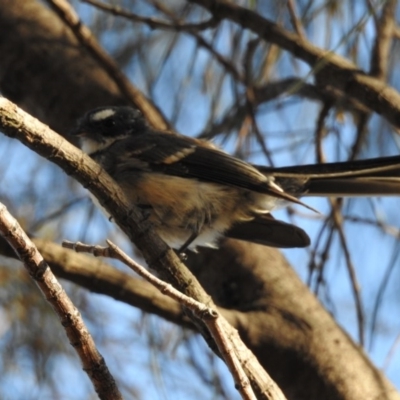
[70,106,400,252]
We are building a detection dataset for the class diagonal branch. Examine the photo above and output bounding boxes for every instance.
[0,204,123,400]
[0,97,284,400]
[46,0,169,130]
[63,240,263,400]
[189,0,400,129]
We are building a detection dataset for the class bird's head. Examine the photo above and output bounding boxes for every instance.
[70,106,146,154]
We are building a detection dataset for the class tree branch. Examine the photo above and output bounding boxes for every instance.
[0,97,283,400]
[0,204,123,400]
[189,0,400,128]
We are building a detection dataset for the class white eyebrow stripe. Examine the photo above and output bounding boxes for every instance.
[91,109,116,121]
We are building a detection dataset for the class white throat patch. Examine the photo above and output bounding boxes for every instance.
[80,137,121,155]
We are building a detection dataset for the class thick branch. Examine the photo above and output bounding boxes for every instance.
[187,241,400,400]
[0,97,280,399]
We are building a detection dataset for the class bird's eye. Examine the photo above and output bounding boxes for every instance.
[102,118,116,127]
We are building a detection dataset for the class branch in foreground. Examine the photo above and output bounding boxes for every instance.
[0,235,194,327]
[64,240,268,400]
[0,96,196,298]
[0,97,281,399]
[0,203,122,400]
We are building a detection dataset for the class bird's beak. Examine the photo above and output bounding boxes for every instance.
[68,126,86,137]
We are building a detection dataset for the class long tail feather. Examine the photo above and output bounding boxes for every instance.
[257,155,400,197]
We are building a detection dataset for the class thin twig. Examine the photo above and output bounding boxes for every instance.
[350,0,396,160]
[369,241,400,350]
[63,240,216,319]
[188,0,400,129]
[152,0,245,82]
[82,0,218,31]
[309,218,334,294]
[330,199,365,346]
[343,215,400,238]
[314,102,331,164]
[0,204,123,400]
[29,197,85,232]
[383,324,400,370]
[369,0,396,81]
[63,240,263,400]
[82,0,244,82]
[287,0,306,39]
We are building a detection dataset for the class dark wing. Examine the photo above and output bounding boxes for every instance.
[108,131,313,209]
[257,155,400,196]
[225,214,310,248]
